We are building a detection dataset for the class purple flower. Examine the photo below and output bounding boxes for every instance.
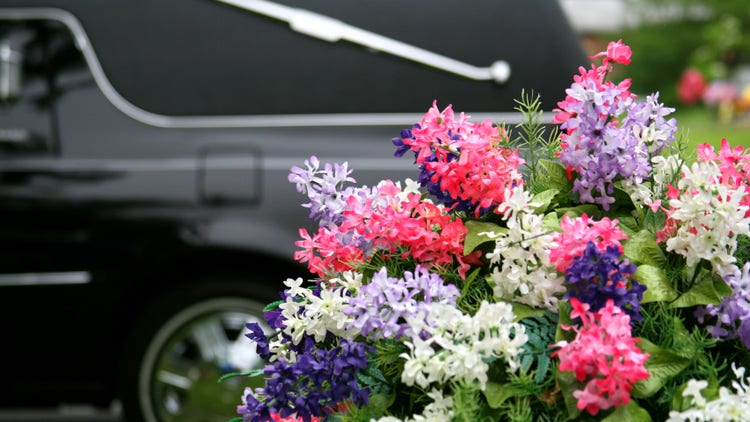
[245,322,270,361]
[392,125,417,158]
[557,71,674,210]
[288,155,356,227]
[697,263,750,347]
[236,339,372,421]
[623,93,677,155]
[343,266,460,340]
[564,242,645,322]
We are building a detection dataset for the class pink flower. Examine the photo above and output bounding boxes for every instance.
[402,101,525,217]
[270,413,321,422]
[549,214,628,272]
[677,68,707,105]
[552,298,650,416]
[703,81,738,106]
[296,178,481,279]
[590,39,632,66]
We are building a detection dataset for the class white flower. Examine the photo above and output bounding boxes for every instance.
[664,161,750,279]
[399,301,527,390]
[370,389,454,422]
[486,189,563,310]
[683,379,709,407]
[667,364,750,421]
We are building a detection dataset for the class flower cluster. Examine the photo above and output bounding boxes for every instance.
[344,266,460,341]
[399,301,527,390]
[392,101,524,216]
[552,298,650,415]
[292,161,479,278]
[564,242,644,322]
[485,186,564,311]
[554,39,677,209]
[230,40,750,422]
[237,339,371,422]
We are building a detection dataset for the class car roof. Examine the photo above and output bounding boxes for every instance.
[0,0,586,116]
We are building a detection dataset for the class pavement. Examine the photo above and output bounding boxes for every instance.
[0,402,124,421]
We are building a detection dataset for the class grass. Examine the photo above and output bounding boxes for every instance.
[673,106,750,153]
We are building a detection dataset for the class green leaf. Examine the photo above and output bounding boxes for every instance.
[555,300,575,344]
[669,270,726,309]
[555,204,602,219]
[228,418,244,422]
[615,214,640,237]
[632,338,690,398]
[555,368,582,419]
[714,277,732,297]
[530,189,560,213]
[643,211,667,235]
[463,220,506,255]
[218,369,264,383]
[541,212,560,233]
[669,316,697,359]
[634,265,678,304]
[263,300,283,312]
[555,300,576,343]
[613,186,637,211]
[538,159,573,196]
[601,401,652,422]
[510,301,546,322]
[535,354,552,385]
[483,381,534,409]
[347,393,395,420]
[623,230,667,267]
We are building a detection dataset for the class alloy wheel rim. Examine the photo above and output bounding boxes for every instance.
[138,298,268,422]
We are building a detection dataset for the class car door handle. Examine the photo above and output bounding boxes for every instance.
[215,0,511,84]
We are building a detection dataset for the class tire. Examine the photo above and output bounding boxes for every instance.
[121,280,272,422]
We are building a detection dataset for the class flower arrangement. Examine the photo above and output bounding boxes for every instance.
[229,40,750,421]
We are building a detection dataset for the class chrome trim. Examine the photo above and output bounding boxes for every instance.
[0,271,91,286]
[215,0,511,83]
[0,8,550,129]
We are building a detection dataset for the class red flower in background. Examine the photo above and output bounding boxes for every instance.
[677,68,707,105]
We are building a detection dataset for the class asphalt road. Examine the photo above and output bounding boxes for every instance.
[0,402,123,421]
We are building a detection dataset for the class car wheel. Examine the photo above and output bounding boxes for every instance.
[121,282,271,422]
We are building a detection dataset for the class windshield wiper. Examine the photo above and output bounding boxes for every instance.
[215,0,511,84]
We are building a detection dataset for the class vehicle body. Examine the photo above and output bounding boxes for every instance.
[0,1,585,420]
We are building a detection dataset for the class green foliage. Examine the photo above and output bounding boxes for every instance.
[519,313,558,384]
[217,369,264,384]
[538,159,574,206]
[463,220,506,255]
[357,359,392,396]
[632,338,692,398]
[508,90,562,195]
[623,230,667,267]
[634,265,679,304]
[735,234,750,267]
[450,382,485,422]
[337,394,395,422]
[669,268,730,308]
[601,401,652,422]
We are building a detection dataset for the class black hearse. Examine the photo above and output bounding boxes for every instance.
[0,1,584,420]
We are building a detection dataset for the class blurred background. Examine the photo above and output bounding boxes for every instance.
[562,0,750,150]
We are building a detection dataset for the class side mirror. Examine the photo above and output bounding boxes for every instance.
[0,38,22,103]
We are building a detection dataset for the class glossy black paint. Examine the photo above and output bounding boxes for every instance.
[0,0,585,411]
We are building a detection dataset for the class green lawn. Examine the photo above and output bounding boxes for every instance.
[673,107,750,152]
